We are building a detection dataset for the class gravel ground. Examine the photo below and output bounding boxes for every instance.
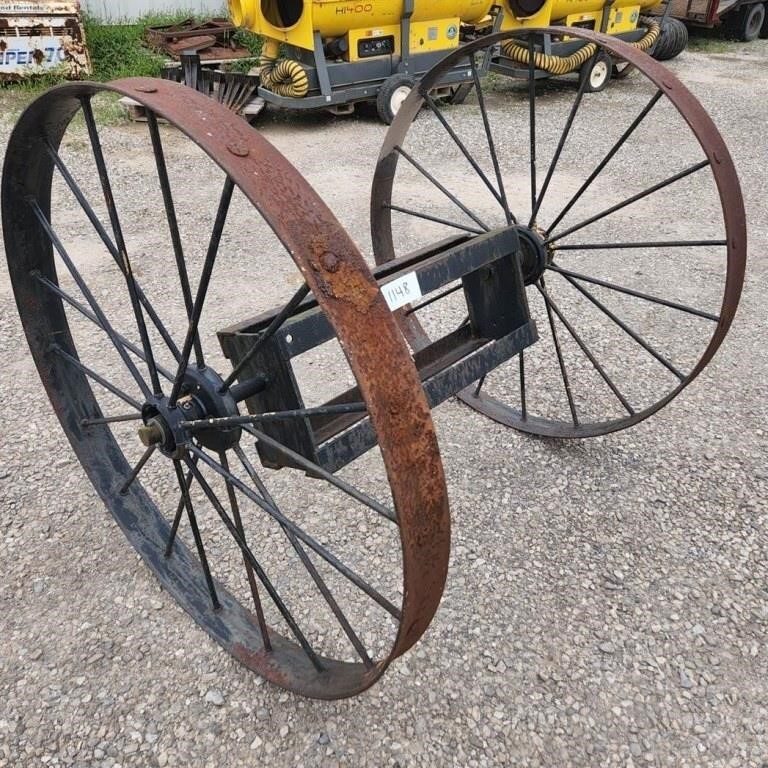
[1,39,767,768]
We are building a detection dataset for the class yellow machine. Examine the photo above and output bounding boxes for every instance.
[229,0,669,121]
[231,0,496,57]
[502,0,658,34]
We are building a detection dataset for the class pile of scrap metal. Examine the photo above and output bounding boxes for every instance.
[0,0,90,81]
[160,53,262,119]
[144,17,255,63]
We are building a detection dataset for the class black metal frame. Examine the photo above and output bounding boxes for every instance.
[219,229,538,473]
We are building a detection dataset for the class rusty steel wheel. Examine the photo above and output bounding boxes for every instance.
[371,29,746,438]
[3,80,449,698]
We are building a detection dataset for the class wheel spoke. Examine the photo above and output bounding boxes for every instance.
[234,446,373,668]
[52,345,142,410]
[181,403,368,431]
[539,278,579,426]
[146,110,204,367]
[530,50,596,226]
[473,375,486,397]
[45,133,181,363]
[423,92,508,213]
[221,282,311,391]
[554,270,686,380]
[173,458,221,610]
[547,89,664,233]
[183,456,324,670]
[404,282,463,316]
[240,426,396,523]
[165,454,198,557]
[35,273,176,383]
[119,445,156,495]
[384,204,485,236]
[81,413,142,427]
[219,451,272,653]
[189,444,401,618]
[519,351,527,420]
[554,238,728,251]
[545,159,711,245]
[30,202,152,400]
[547,264,719,321]
[536,282,634,415]
[79,97,163,396]
[527,37,537,217]
[470,54,513,225]
[394,145,491,232]
[169,177,236,406]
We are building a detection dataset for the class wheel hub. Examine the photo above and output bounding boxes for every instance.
[515,225,551,286]
[138,366,241,457]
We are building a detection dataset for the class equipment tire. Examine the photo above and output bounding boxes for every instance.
[652,17,689,60]
[377,74,416,125]
[726,1,766,40]
[579,51,612,93]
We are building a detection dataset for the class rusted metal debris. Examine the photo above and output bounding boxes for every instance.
[161,55,261,117]
[145,17,254,62]
[0,1,90,80]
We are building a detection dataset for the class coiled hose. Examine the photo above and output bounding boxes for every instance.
[500,18,660,75]
[259,39,309,98]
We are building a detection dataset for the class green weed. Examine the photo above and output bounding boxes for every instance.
[83,11,192,81]
[224,28,263,73]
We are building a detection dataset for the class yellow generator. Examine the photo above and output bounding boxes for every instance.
[229,0,673,122]
[491,0,677,91]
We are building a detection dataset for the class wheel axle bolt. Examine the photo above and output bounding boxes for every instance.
[138,422,164,447]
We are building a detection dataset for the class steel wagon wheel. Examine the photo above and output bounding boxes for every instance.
[2,79,450,699]
[371,28,746,438]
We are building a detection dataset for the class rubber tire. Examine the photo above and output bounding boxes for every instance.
[376,74,416,125]
[761,2,768,36]
[652,17,689,61]
[579,51,612,93]
[725,2,766,41]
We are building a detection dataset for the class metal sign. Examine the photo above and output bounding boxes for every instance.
[0,1,90,78]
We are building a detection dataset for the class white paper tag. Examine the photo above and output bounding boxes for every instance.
[382,271,422,312]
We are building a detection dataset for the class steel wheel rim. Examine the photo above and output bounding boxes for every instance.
[3,79,450,698]
[370,28,746,439]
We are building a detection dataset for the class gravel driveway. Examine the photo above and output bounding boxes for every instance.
[1,39,767,768]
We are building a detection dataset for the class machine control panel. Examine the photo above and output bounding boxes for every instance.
[357,35,395,58]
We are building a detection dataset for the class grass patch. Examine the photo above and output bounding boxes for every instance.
[686,28,760,53]
[83,11,193,81]
[225,28,263,73]
[687,36,738,53]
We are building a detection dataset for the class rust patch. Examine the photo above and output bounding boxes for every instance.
[231,642,280,676]
[325,262,379,313]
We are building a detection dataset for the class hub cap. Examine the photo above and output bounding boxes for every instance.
[515,225,551,285]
